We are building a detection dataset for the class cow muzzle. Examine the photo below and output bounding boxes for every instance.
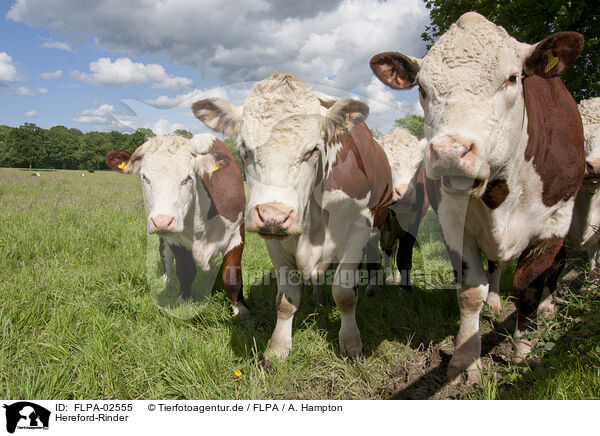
[392,184,416,208]
[148,214,177,234]
[250,202,298,238]
[583,159,600,187]
[426,137,487,195]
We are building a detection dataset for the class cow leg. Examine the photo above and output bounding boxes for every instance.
[333,262,363,358]
[159,237,174,280]
[486,260,503,312]
[169,244,197,301]
[447,234,488,384]
[365,233,383,297]
[512,237,565,364]
[588,245,600,272]
[264,241,301,361]
[312,282,327,306]
[396,230,416,291]
[382,244,398,285]
[222,240,249,318]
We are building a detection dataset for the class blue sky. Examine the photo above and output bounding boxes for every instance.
[0,0,428,135]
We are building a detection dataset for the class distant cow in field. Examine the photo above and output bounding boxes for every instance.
[378,128,429,291]
[106,134,249,317]
[193,72,393,360]
[569,98,600,270]
[371,12,584,382]
[31,172,40,177]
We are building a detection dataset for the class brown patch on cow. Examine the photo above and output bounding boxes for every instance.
[169,244,197,300]
[370,52,420,90]
[318,99,336,109]
[481,179,509,209]
[324,123,394,230]
[222,225,245,306]
[424,176,441,213]
[276,294,296,319]
[513,236,565,328]
[524,32,584,78]
[106,150,132,172]
[199,138,246,222]
[523,76,585,207]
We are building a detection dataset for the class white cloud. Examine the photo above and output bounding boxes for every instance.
[40,70,63,79]
[143,86,231,109]
[7,86,48,96]
[71,57,195,91]
[40,40,74,52]
[7,0,428,95]
[25,110,39,118]
[152,119,188,136]
[72,103,137,132]
[0,52,20,83]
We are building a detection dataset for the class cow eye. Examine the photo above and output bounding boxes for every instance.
[141,174,150,184]
[506,74,518,86]
[303,147,320,161]
[182,175,193,185]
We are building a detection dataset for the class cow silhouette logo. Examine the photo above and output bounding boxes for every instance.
[2,402,50,433]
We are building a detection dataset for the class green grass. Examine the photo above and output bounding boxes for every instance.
[1,168,598,399]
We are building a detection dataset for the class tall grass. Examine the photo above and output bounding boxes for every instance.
[1,168,598,399]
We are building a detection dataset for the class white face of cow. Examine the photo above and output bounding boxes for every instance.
[106,135,217,235]
[380,129,426,206]
[371,12,584,197]
[192,73,368,239]
[579,98,600,188]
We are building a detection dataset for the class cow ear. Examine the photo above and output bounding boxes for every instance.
[370,52,421,90]
[323,99,369,143]
[106,146,143,174]
[192,98,242,138]
[523,31,584,78]
[195,152,230,176]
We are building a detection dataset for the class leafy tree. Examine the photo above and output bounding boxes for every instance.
[126,130,146,153]
[76,131,112,171]
[9,123,48,169]
[136,127,155,140]
[47,126,81,169]
[422,1,599,101]
[394,115,425,138]
[173,129,193,137]
[370,128,384,139]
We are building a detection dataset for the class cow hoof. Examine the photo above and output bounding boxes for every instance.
[233,304,250,319]
[537,299,557,319]
[261,359,275,373]
[339,330,363,358]
[447,364,481,385]
[177,294,192,304]
[486,292,502,313]
[512,338,534,365]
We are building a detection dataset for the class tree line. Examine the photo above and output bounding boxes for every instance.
[0,124,202,171]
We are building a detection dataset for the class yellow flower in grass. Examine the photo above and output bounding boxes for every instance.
[234,370,242,377]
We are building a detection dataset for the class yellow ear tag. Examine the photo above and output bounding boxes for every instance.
[118,161,130,171]
[544,52,559,73]
[208,164,220,173]
[337,112,352,132]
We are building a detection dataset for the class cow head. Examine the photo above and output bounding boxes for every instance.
[579,98,600,188]
[193,72,368,238]
[371,11,583,197]
[106,135,220,235]
[379,128,426,207]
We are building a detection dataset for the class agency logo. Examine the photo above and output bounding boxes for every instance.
[3,402,50,434]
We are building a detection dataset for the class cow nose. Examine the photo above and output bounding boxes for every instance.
[149,215,176,233]
[429,137,477,164]
[393,184,416,204]
[585,159,600,177]
[253,203,296,230]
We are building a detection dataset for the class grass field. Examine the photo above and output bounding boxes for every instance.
[1,168,599,399]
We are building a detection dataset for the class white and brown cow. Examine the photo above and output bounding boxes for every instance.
[106,134,248,316]
[378,128,429,290]
[371,12,584,382]
[193,72,393,360]
[569,98,600,270]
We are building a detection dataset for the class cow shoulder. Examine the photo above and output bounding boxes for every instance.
[523,76,585,207]
[324,123,394,227]
[199,139,246,222]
